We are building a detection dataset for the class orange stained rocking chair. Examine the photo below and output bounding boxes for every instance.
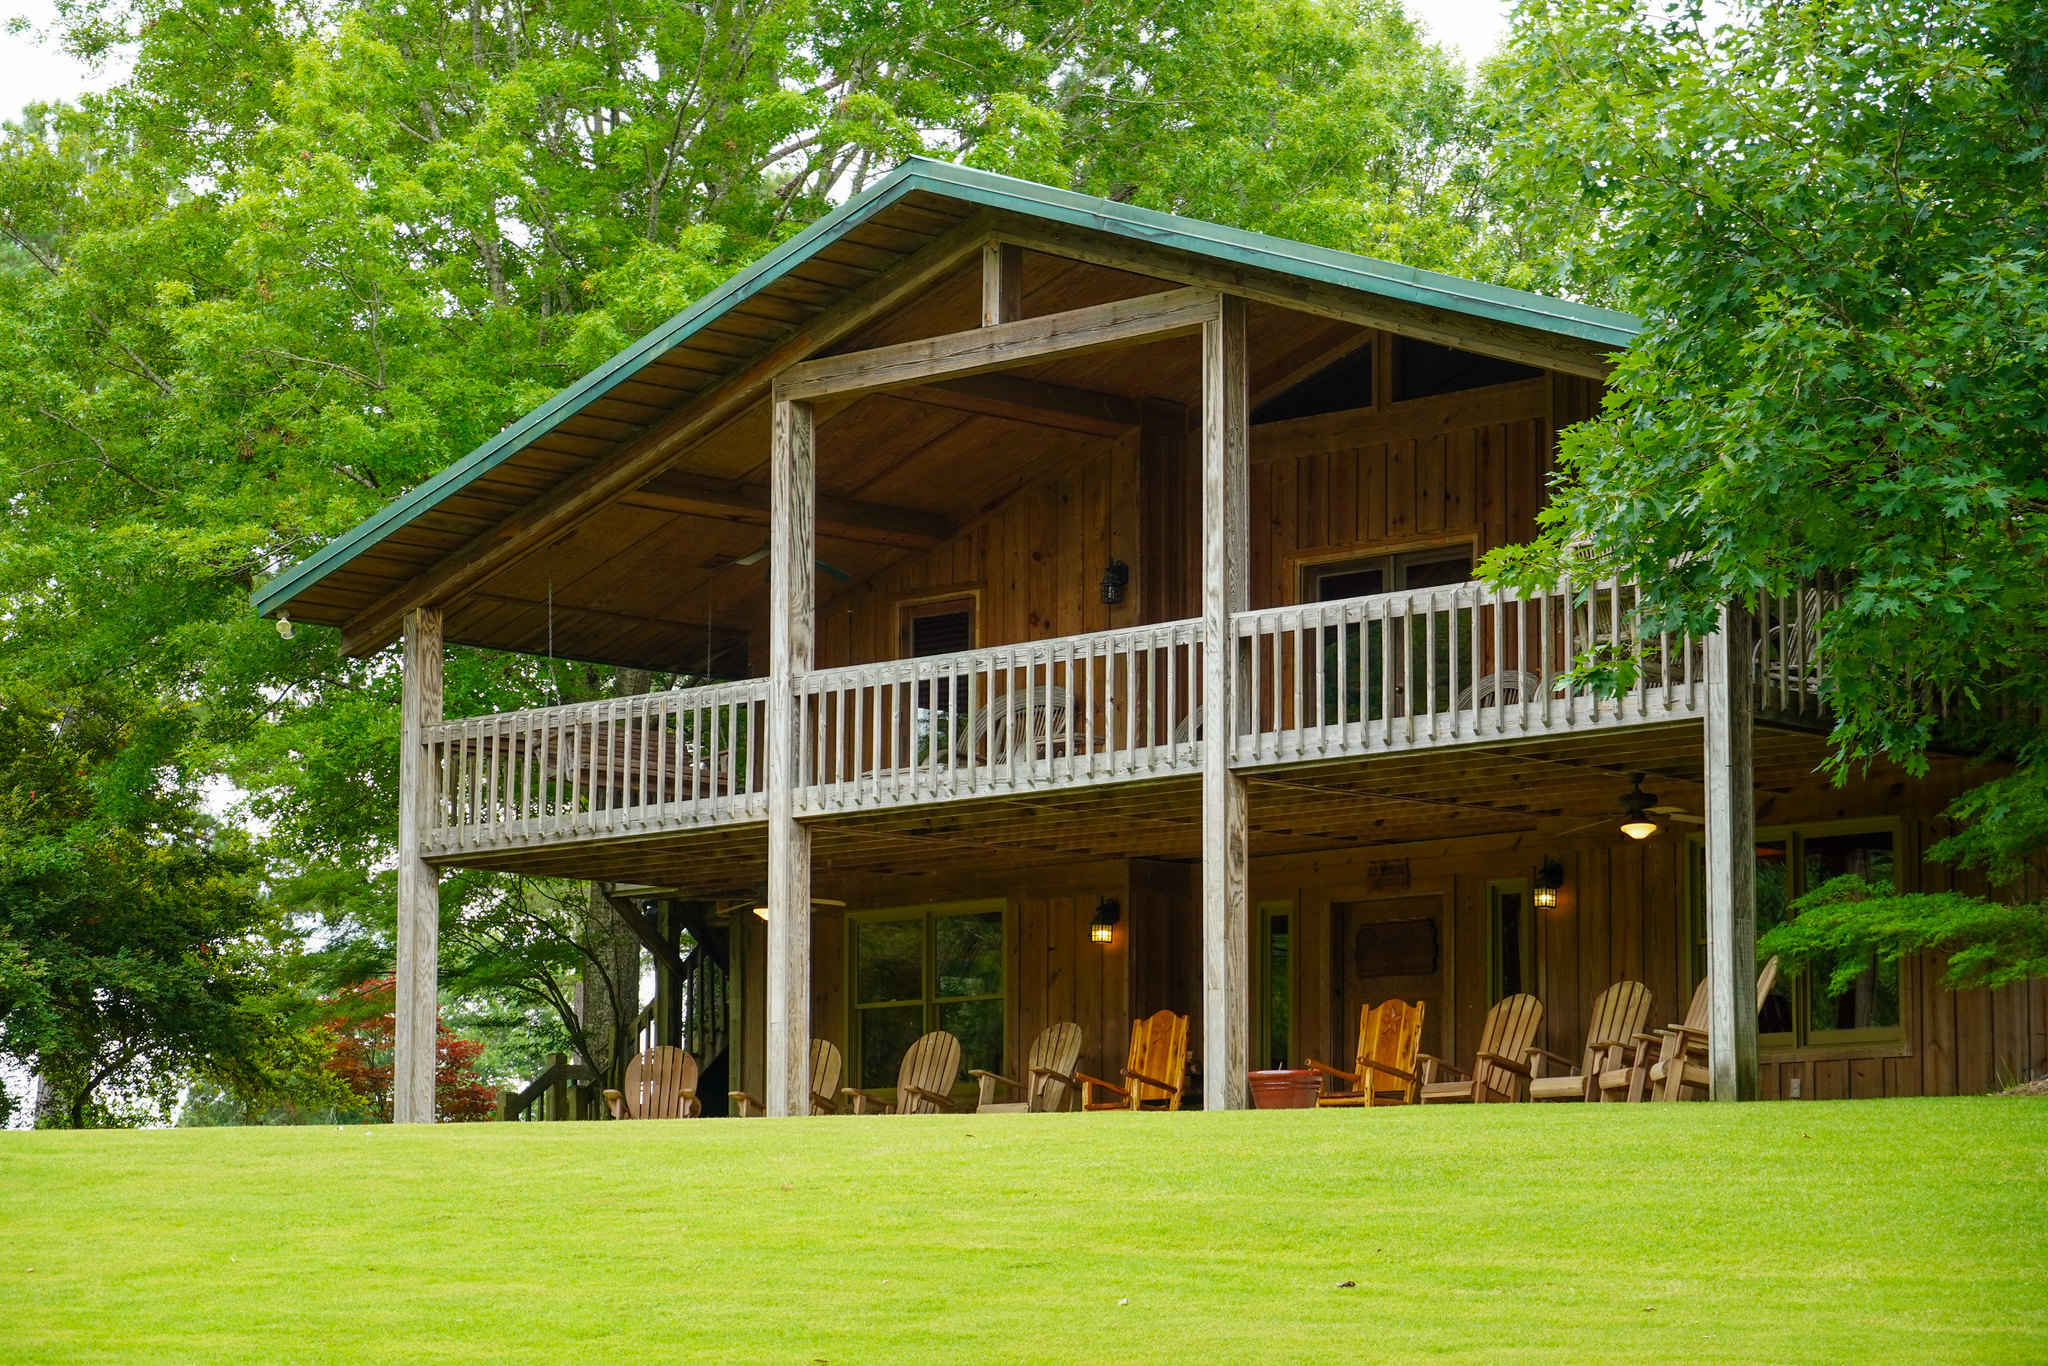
[603,1046,701,1120]
[843,1030,964,1115]
[1305,1000,1425,1106]
[1078,1010,1189,1112]
[1416,994,1545,1103]
[730,1038,845,1117]
[1526,981,1654,1102]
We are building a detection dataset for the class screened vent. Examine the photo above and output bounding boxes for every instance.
[1393,336,1541,403]
[1250,345,1373,425]
[910,609,972,658]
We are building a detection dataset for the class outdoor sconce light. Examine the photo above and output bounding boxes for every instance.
[1531,859,1564,910]
[275,613,294,640]
[1089,897,1121,944]
[1618,773,1661,841]
[1099,560,1129,607]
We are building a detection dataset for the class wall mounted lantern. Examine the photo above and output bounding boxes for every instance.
[1089,897,1122,944]
[1099,560,1130,607]
[1531,859,1565,910]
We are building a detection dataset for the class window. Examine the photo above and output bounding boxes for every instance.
[1302,544,1476,722]
[1256,902,1293,1071]
[849,903,1004,1096]
[1688,823,1901,1048]
[1250,343,1373,424]
[1488,880,1534,1003]
[899,596,974,759]
[1392,336,1541,403]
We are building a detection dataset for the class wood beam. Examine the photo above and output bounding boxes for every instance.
[989,216,1619,380]
[895,373,1140,438]
[1705,604,1759,1100]
[982,241,1023,326]
[624,469,953,549]
[336,211,996,658]
[1250,377,1550,464]
[774,287,1218,403]
[765,395,815,1118]
[394,608,442,1124]
[1201,293,1252,1112]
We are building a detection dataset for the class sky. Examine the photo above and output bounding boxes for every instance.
[0,0,1517,123]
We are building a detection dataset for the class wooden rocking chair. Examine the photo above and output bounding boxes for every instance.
[843,1030,963,1115]
[1078,1010,1188,1112]
[971,1022,1083,1113]
[1305,999,1425,1106]
[730,1038,845,1117]
[1527,981,1654,1102]
[1417,994,1544,1103]
[603,1046,701,1120]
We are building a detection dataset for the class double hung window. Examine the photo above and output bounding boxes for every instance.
[850,903,1005,1094]
[1689,823,1902,1047]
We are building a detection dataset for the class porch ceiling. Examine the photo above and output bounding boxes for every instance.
[425,722,1923,901]
[253,159,1638,674]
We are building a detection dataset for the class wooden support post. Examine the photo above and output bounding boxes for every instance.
[1201,296,1251,1111]
[982,241,1023,327]
[394,606,442,1124]
[1704,603,1758,1100]
[766,394,816,1117]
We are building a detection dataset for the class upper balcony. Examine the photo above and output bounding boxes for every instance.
[418,581,1826,861]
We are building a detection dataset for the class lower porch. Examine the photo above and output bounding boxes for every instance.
[455,723,2045,1115]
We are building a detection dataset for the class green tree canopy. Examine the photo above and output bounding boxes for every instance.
[1486,0,2048,977]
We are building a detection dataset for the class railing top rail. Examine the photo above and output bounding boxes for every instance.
[800,616,1204,687]
[427,676,771,737]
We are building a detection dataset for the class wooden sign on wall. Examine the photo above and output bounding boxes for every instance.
[1366,859,1410,893]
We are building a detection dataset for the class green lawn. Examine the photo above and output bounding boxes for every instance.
[2,1098,2043,1364]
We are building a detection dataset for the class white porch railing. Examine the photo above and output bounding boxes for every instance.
[416,577,1828,855]
[794,619,1206,813]
[1228,578,1707,767]
[422,680,770,855]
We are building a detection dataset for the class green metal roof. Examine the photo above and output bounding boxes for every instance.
[254,157,1638,619]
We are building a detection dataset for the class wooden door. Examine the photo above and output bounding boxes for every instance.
[1334,895,1446,1061]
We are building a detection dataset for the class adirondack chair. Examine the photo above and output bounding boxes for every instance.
[1077,1010,1189,1112]
[1648,958,1781,1102]
[730,1038,845,1117]
[1305,999,1425,1106]
[1597,959,1779,1102]
[1527,981,1654,1102]
[971,1022,1083,1113]
[1416,994,1544,1103]
[843,1030,963,1115]
[603,1046,701,1119]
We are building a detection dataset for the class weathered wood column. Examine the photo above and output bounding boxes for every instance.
[1200,295,1251,1111]
[1704,603,1759,1100]
[765,393,816,1117]
[394,606,443,1124]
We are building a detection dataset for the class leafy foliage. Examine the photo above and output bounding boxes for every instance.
[1484,0,2048,978]
[1760,875,2048,993]
[0,688,338,1127]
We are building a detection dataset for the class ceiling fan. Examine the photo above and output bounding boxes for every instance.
[730,544,852,582]
[1556,772,1705,840]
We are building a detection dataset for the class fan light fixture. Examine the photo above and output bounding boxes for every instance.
[751,897,847,920]
[1618,774,1661,841]
[1089,897,1121,944]
[1532,858,1565,909]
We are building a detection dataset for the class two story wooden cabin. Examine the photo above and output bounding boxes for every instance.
[255,160,2043,1120]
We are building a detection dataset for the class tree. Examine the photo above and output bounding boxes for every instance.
[2,0,1521,1108]
[321,976,498,1122]
[1485,0,2048,978]
[0,688,337,1127]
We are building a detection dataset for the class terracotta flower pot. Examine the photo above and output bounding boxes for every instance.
[1247,1068,1321,1109]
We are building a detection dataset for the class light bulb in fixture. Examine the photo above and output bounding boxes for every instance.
[1616,774,1661,841]
[1089,897,1121,944]
[1619,819,1659,841]
[1531,858,1564,908]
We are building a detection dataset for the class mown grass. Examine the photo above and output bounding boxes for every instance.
[2,1097,2043,1364]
